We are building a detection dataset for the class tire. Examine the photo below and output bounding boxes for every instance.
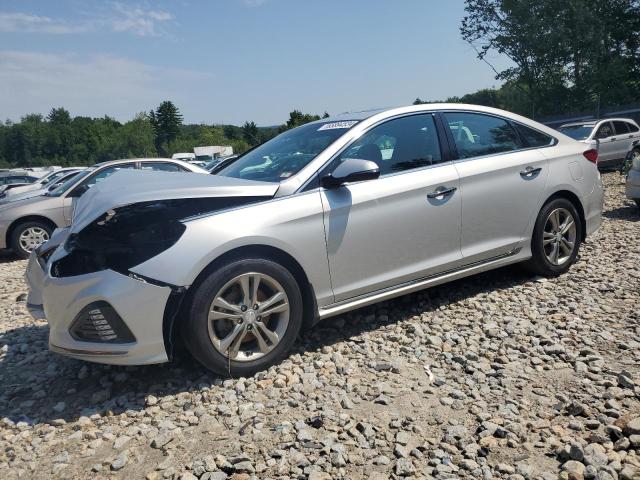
[181,258,303,377]
[525,198,582,277]
[10,221,53,259]
[635,199,640,210]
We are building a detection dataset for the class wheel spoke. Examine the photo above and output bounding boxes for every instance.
[549,210,560,230]
[551,242,560,263]
[256,321,279,344]
[560,218,574,235]
[213,297,242,314]
[209,310,242,321]
[250,274,261,306]
[252,324,273,353]
[560,237,574,254]
[220,323,247,358]
[543,232,555,245]
[239,276,251,306]
[258,291,285,313]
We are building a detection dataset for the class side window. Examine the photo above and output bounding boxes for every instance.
[338,114,443,176]
[443,112,521,159]
[514,123,554,147]
[81,163,135,189]
[140,162,183,172]
[627,122,639,133]
[613,121,629,135]
[595,122,613,139]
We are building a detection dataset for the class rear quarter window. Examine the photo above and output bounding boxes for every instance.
[514,123,554,147]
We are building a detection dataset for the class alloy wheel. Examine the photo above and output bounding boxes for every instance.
[542,208,577,266]
[18,227,49,253]
[207,272,289,361]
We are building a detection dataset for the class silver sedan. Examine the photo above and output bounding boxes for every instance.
[26,104,604,376]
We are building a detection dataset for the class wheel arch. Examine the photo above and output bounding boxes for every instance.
[165,244,319,360]
[6,215,58,248]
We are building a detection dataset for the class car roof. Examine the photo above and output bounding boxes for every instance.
[92,157,178,167]
[560,117,638,128]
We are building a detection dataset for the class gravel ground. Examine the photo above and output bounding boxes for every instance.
[0,172,639,480]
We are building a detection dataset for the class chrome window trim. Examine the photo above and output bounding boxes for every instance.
[439,109,558,162]
[295,110,448,193]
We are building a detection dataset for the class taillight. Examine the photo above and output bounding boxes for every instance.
[583,149,598,164]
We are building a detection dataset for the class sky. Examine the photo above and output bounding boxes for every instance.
[0,0,511,126]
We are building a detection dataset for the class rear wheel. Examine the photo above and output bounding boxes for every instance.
[10,221,53,259]
[525,198,582,276]
[635,199,640,210]
[181,258,303,377]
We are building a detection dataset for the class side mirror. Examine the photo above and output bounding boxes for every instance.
[321,158,380,189]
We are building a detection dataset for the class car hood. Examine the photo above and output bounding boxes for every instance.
[0,192,56,214]
[0,187,47,205]
[71,169,279,232]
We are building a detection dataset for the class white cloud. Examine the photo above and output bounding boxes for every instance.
[0,50,211,122]
[0,12,87,34]
[0,4,175,37]
[109,2,174,37]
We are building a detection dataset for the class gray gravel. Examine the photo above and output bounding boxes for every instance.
[0,172,639,479]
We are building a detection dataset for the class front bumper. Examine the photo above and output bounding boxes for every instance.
[26,251,172,365]
[626,168,640,200]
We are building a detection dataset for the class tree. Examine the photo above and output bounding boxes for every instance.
[285,110,321,129]
[242,121,259,145]
[460,0,640,117]
[149,101,183,155]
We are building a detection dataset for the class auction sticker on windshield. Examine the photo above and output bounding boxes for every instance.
[317,121,358,131]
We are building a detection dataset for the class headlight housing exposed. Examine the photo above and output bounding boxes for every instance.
[50,196,268,278]
[52,200,187,277]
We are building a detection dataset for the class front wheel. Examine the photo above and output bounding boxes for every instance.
[10,221,53,259]
[525,198,582,277]
[181,258,303,377]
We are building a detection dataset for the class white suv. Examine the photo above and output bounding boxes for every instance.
[558,118,640,168]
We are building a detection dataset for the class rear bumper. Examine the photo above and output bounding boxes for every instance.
[26,251,171,366]
[584,173,604,237]
[626,169,640,200]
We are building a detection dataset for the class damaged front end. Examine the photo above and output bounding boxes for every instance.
[48,196,268,359]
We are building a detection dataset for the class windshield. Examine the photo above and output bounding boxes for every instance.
[47,169,94,197]
[41,169,73,186]
[218,120,359,182]
[559,124,594,140]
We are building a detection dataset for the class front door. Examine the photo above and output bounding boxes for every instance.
[594,121,617,163]
[320,113,463,302]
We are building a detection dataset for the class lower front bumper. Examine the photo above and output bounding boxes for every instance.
[26,252,172,366]
[626,169,640,200]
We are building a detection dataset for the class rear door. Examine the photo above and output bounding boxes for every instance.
[612,121,633,160]
[594,121,617,163]
[442,111,550,263]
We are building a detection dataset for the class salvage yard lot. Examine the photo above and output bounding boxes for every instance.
[0,172,639,479]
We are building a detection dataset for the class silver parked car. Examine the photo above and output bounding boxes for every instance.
[558,118,640,168]
[0,169,85,206]
[0,167,83,198]
[0,158,207,258]
[26,104,604,376]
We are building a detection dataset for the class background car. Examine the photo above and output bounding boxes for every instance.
[0,169,85,206]
[26,104,604,376]
[0,174,40,191]
[0,167,83,198]
[625,143,640,209]
[0,158,207,258]
[558,118,640,168]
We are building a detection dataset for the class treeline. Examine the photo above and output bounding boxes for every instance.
[415,0,640,118]
[0,103,329,168]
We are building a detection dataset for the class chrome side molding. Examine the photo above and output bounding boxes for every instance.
[319,249,521,319]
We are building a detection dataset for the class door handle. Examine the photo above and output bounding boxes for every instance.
[520,166,542,177]
[610,137,617,141]
[427,186,457,199]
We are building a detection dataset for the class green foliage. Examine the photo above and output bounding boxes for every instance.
[459,0,640,117]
